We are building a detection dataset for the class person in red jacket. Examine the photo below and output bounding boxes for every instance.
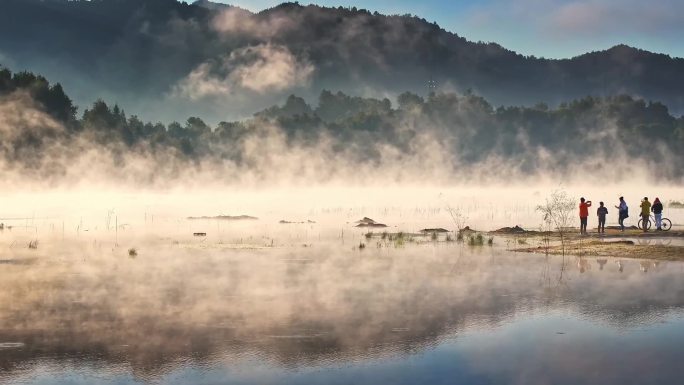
[579,197,592,234]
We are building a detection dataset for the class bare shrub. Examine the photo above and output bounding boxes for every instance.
[536,190,574,256]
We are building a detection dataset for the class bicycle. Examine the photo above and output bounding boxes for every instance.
[637,214,672,231]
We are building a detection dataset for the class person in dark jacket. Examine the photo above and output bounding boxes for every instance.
[596,202,608,233]
[652,197,664,231]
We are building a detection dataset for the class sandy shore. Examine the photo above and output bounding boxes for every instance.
[504,229,684,261]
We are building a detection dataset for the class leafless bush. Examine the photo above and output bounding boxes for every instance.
[536,190,574,255]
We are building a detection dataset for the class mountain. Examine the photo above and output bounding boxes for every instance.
[1,0,683,123]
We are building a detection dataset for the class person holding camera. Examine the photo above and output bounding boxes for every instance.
[579,197,592,235]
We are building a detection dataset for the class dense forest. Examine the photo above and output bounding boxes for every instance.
[1,67,683,184]
[1,0,683,123]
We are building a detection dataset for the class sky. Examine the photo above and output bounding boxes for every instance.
[212,0,684,59]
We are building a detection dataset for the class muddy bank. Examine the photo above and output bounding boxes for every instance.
[495,226,684,260]
[514,239,684,261]
[491,225,684,238]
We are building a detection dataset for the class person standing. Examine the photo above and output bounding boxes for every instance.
[640,197,651,232]
[615,197,628,232]
[597,202,608,233]
[579,197,592,235]
[652,197,664,231]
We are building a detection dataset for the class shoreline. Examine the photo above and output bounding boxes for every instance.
[500,229,684,261]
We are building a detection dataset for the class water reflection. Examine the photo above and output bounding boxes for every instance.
[596,258,607,270]
[577,257,591,273]
[1,242,683,384]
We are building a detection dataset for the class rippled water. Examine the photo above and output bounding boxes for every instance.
[1,237,684,384]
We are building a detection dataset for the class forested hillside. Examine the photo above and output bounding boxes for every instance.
[1,0,683,123]
[2,67,683,183]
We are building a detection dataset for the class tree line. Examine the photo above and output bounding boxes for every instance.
[2,68,683,180]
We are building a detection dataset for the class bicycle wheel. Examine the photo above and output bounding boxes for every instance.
[638,218,652,230]
[662,218,672,231]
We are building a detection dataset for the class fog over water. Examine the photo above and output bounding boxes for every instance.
[0,181,683,383]
[1,183,682,234]
[1,228,684,384]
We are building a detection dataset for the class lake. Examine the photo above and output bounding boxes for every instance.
[1,236,683,385]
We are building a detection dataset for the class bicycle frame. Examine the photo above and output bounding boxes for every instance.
[638,214,672,231]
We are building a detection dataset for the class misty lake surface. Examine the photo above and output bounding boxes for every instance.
[1,238,684,385]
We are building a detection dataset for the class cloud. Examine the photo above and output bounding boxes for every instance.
[460,0,684,57]
[0,92,64,142]
[464,0,684,34]
[546,0,682,36]
[231,44,315,93]
[174,44,315,100]
[173,62,233,100]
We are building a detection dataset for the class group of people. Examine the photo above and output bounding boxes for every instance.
[578,196,664,234]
